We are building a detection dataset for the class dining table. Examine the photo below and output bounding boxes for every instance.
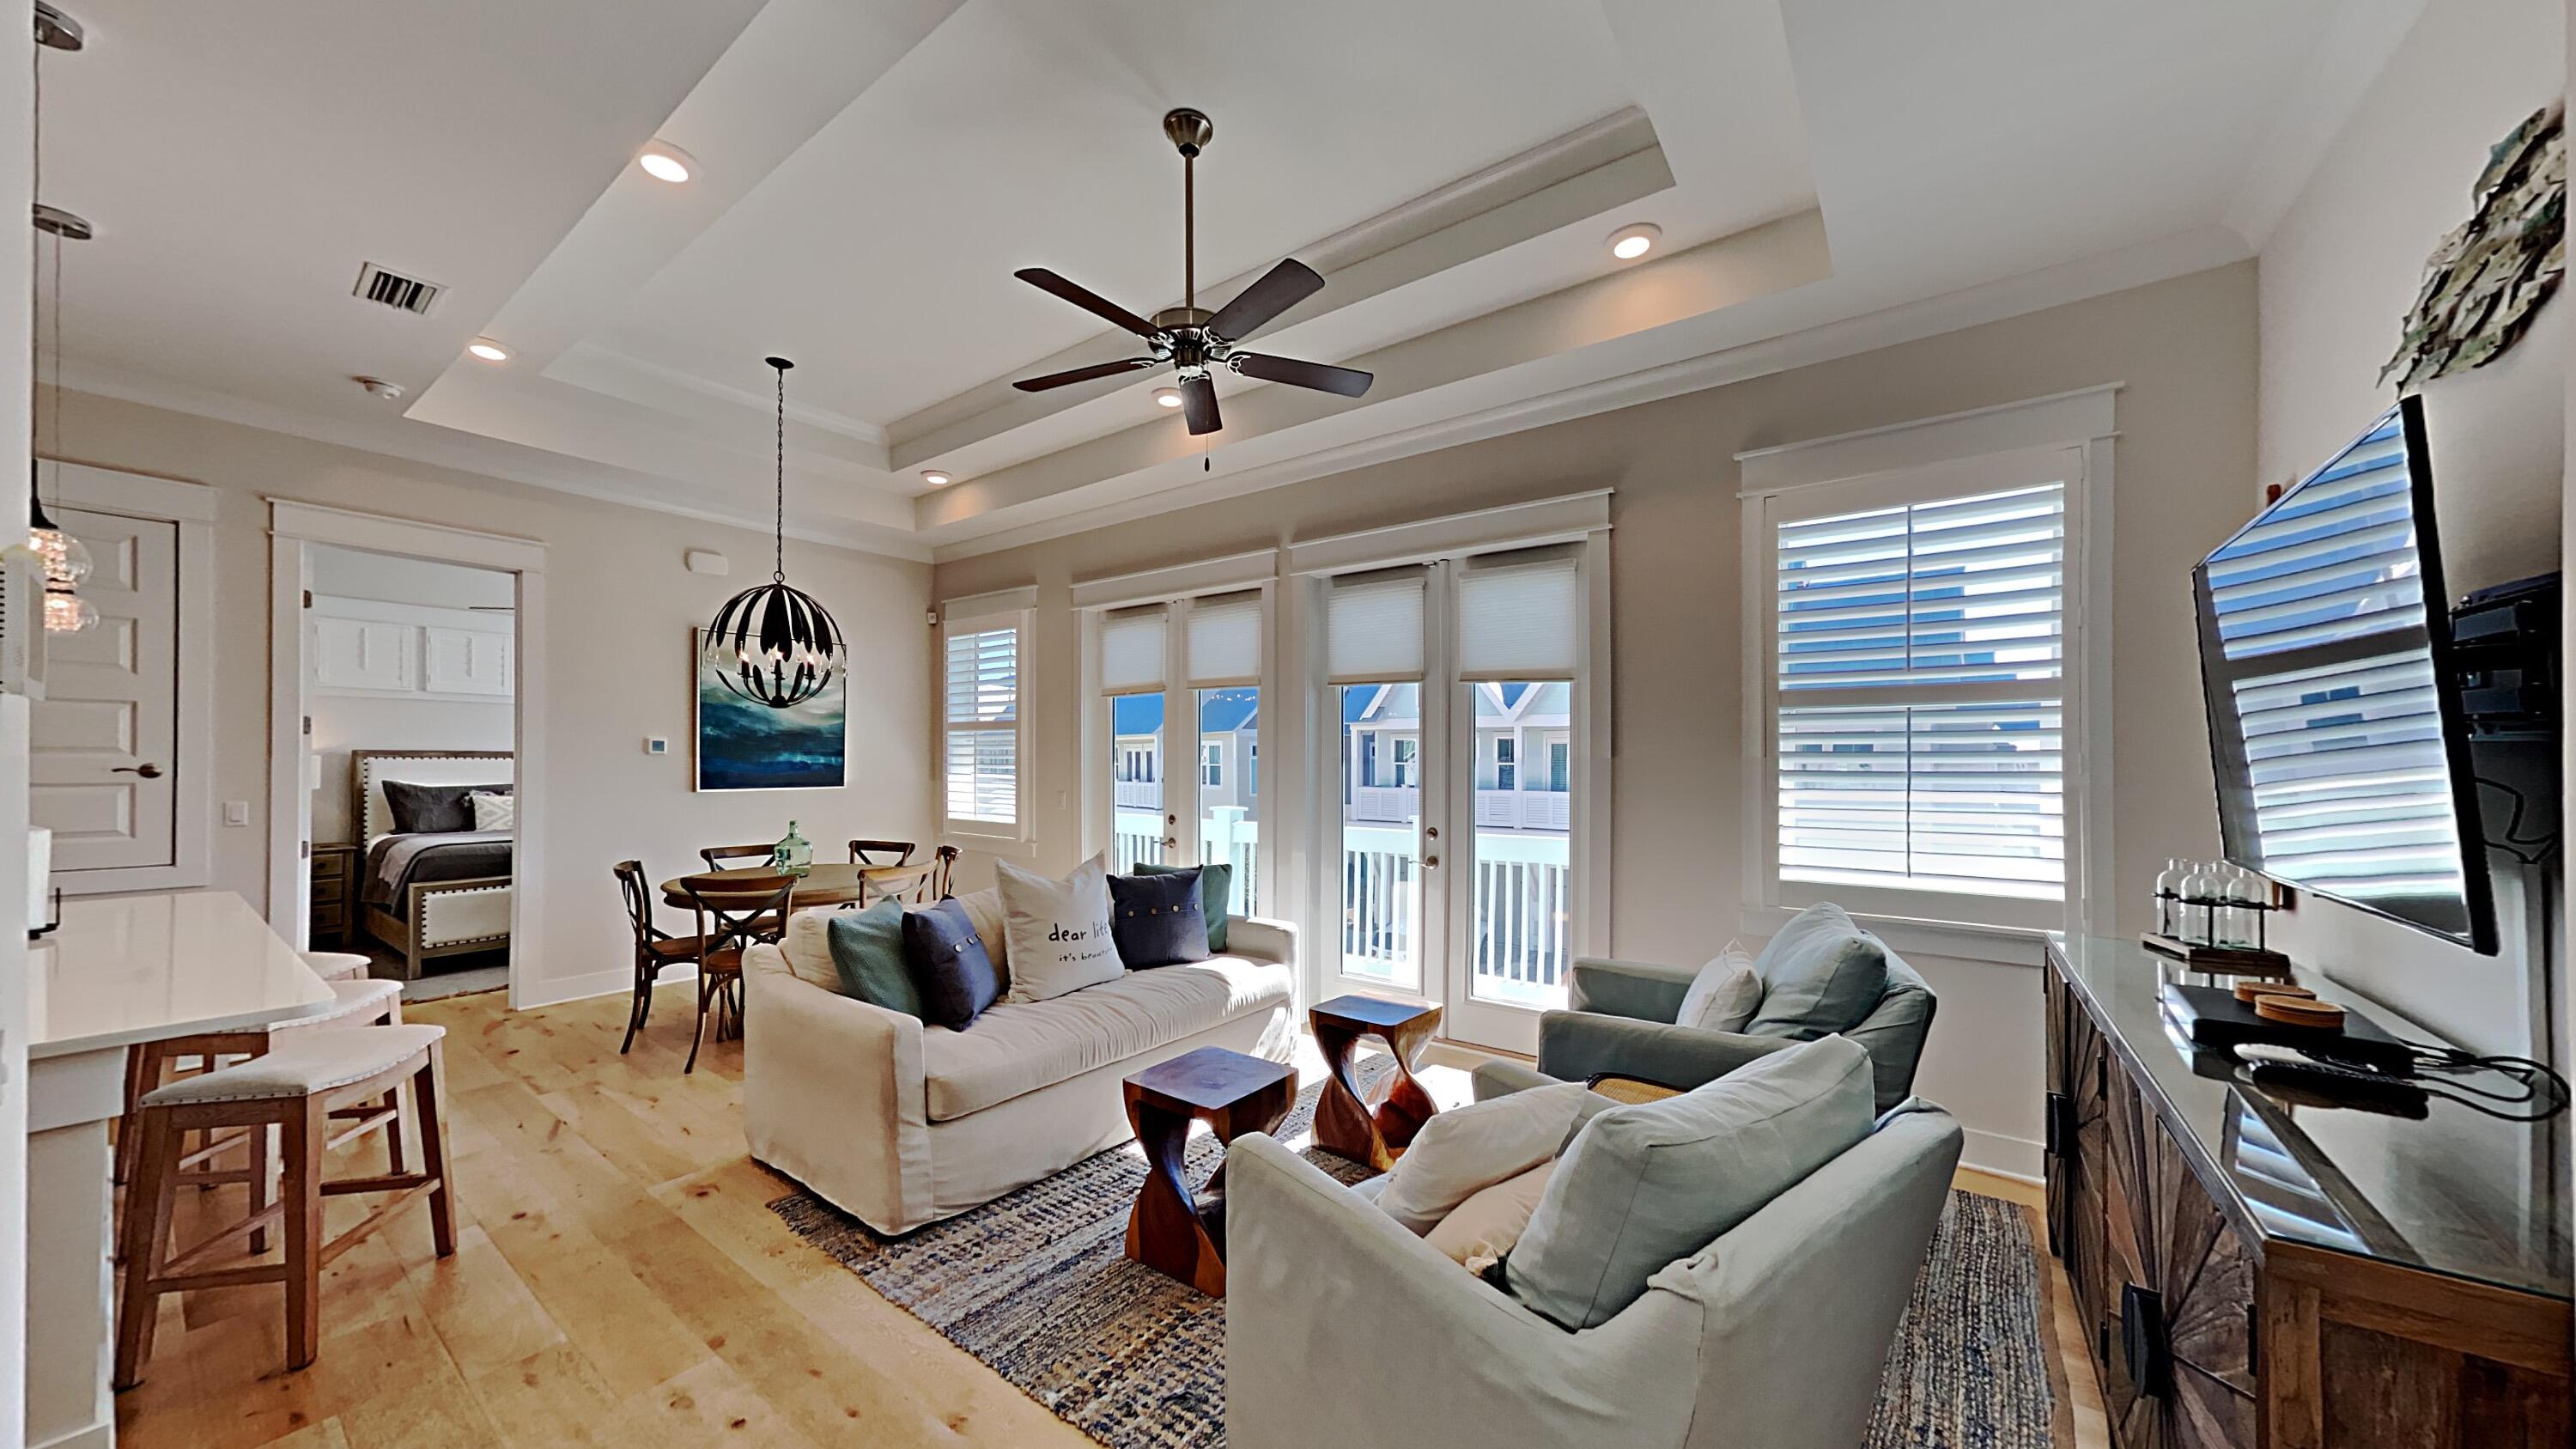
[24,890,338,1449]
[659,861,934,911]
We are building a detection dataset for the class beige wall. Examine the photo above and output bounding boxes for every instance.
[935,262,2261,1174]
[46,387,933,1003]
[2255,0,2565,1059]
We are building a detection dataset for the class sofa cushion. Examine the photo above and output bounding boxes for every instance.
[1500,1033,1874,1330]
[1426,1160,1555,1271]
[1108,867,1212,968]
[826,900,921,1019]
[920,955,1291,1121]
[1374,1081,1595,1235]
[905,897,1005,1030]
[1743,903,1889,1039]
[777,906,846,992]
[1676,940,1762,1032]
[1134,860,1231,953]
[995,855,1121,1003]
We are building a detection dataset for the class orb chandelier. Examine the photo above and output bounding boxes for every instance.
[701,357,843,708]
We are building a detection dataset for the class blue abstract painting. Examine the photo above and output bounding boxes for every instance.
[694,629,848,792]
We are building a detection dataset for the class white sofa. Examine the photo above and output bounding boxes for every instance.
[744,898,1298,1235]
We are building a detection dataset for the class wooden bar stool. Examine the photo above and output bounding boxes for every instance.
[114,1022,455,1387]
[301,951,374,983]
[114,977,406,1201]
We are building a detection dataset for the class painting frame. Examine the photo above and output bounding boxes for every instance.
[692,627,850,793]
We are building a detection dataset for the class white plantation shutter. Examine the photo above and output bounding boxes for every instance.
[1457,546,1578,681]
[1328,568,1426,684]
[1100,606,1167,693]
[1774,480,2067,904]
[1186,591,1262,687]
[944,623,1021,827]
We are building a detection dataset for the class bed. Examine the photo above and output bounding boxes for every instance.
[352,749,514,980]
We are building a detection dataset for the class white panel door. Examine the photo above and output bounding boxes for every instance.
[312,615,413,691]
[33,507,180,874]
[422,625,512,696]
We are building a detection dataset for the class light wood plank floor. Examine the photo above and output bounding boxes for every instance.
[114,983,2106,1448]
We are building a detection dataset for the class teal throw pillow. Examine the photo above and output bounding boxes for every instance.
[1135,860,1231,953]
[827,900,921,1020]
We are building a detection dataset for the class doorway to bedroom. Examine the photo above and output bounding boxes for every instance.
[301,545,517,1001]
[265,502,547,1008]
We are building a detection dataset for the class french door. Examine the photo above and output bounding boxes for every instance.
[1324,551,1591,1054]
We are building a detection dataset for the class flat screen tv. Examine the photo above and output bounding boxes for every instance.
[2191,395,2497,954]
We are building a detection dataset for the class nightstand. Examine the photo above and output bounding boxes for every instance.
[309,842,359,948]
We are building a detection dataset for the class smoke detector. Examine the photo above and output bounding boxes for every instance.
[354,376,404,402]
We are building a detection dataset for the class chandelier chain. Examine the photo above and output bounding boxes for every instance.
[771,360,786,581]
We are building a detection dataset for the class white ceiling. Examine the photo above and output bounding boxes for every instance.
[44,0,2425,562]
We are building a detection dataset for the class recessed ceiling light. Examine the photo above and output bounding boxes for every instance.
[1607,222,1661,261]
[637,140,696,185]
[920,469,953,487]
[465,338,510,362]
[1151,386,1186,410]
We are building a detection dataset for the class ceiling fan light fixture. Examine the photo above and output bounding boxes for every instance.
[466,338,510,362]
[1608,222,1661,261]
[920,469,953,487]
[1151,386,1185,410]
[637,140,695,185]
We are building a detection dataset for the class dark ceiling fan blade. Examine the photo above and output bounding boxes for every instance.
[1207,258,1325,341]
[1011,356,1160,393]
[1231,351,1373,398]
[1180,374,1221,435]
[1014,267,1160,338]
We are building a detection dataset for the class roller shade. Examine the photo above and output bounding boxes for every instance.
[1327,568,1425,684]
[1100,605,1167,694]
[1457,546,1578,681]
[1187,590,1262,688]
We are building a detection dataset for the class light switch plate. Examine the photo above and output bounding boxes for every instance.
[222,801,252,827]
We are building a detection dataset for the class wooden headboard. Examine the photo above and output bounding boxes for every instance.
[352,749,515,846]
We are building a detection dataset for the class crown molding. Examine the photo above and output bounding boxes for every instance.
[49,358,933,562]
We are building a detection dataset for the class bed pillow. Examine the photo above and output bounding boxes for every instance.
[467,791,516,831]
[994,855,1121,1003]
[1133,860,1231,953]
[1107,868,1211,969]
[902,897,1003,1029]
[381,779,510,834]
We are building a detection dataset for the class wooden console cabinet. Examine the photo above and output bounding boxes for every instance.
[2043,936,2568,1448]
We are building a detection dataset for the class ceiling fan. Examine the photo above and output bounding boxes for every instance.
[1010,107,1373,436]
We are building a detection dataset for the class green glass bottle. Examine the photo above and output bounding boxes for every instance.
[771,819,812,877]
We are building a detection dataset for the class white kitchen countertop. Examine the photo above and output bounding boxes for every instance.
[27,889,336,1058]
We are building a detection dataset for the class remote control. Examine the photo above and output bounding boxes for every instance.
[2235,1042,2414,1078]
[2245,1059,2430,1115]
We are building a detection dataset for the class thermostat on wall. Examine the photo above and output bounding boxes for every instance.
[644,737,670,756]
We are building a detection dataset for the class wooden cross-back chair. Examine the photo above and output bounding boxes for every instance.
[699,843,779,870]
[677,872,796,1074]
[612,861,707,1056]
[846,840,958,905]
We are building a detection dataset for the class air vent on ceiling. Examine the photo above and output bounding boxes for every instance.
[351,262,443,316]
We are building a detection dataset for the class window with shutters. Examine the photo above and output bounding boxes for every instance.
[942,618,1025,836]
[1760,449,2083,928]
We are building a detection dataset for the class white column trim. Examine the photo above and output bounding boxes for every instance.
[266,496,548,573]
[1285,490,1611,575]
[1071,547,1279,611]
[1736,384,2120,496]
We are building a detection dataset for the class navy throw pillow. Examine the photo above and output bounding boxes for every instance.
[902,896,1002,1029]
[1108,868,1212,969]
[1134,860,1231,953]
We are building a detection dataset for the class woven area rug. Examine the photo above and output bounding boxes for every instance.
[770,1077,2071,1449]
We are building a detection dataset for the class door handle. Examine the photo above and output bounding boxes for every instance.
[1422,855,1440,870]
[112,763,164,779]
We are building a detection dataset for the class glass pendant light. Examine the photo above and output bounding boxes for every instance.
[30,19,94,630]
[701,357,844,708]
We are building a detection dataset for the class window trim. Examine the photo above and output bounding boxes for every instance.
[1737,389,2117,938]
[939,607,1034,846]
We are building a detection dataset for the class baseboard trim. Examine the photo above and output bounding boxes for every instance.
[510,964,694,1011]
[1962,1129,2044,1184]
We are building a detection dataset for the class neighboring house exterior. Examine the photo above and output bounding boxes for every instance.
[1342,681,1570,836]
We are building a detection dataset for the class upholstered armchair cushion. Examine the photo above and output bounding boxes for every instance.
[1742,903,1890,1039]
